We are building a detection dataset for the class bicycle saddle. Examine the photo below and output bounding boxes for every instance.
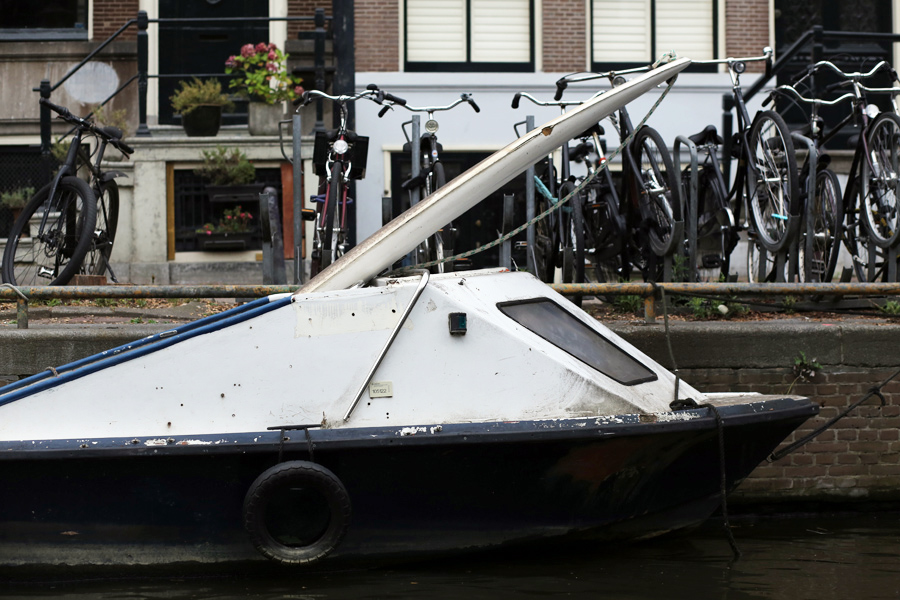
[688,124,723,146]
[568,141,595,163]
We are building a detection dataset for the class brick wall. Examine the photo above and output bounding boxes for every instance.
[287,0,332,39]
[355,0,399,71]
[682,366,900,506]
[725,0,769,71]
[93,0,139,41]
[542,0,587,72]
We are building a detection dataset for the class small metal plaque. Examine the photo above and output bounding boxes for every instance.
[369,381,393,398]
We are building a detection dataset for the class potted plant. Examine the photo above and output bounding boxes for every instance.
[196,205,255,251]
[1,186,34,223]
[170,78,235,137]
[195,146,263,204]
[225,42,304,135]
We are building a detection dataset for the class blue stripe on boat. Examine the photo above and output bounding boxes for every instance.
[0,295,292,406]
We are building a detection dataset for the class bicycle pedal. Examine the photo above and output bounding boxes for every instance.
[301,208,317,221]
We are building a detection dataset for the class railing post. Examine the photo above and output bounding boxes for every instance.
[136,10,151,137]
[721,93,734,183]
[313,7,326,132]
[16,297,28,330]
[39,79,52,154]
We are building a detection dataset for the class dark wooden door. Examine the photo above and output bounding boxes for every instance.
[158,0,269,125]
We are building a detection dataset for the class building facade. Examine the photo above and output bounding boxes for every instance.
[0,0,895,282]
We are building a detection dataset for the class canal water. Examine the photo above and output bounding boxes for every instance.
[3,512,898,599]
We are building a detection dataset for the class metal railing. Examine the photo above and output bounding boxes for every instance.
[35,9,336,151]
[3,282,900,330]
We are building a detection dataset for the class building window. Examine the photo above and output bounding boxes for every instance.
[0,0,88,40]
[405,0,534,72]
[591,0,717,71]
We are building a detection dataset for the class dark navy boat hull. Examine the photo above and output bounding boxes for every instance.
[0,396,817,570]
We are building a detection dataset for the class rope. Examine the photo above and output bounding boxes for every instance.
[768,365,900,462]
[699,402,742,559]
[394,61,679,274]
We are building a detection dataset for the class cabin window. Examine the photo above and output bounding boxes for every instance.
[498,299,657,386]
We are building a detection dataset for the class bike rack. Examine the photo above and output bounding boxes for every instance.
[792,133,817,283]
[674,136,699,282]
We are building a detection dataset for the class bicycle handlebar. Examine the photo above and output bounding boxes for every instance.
[511,91,588,109]
[553,65,653,99]
[299,85,407,108]
[389,93,479,114]
[766,84,855,108]
[39,97,134,156]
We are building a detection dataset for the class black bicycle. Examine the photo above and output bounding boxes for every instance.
[674,49,800,283]
[299,85,405,277]
[783,60,900,282]
[2,98,132,286]
[552,67,682,283]
[381,92,480,272]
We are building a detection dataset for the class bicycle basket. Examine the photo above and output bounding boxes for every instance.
[312,130,370,180]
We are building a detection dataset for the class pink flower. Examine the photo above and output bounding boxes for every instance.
[240,43,255,58]
[294,85,305,96]
[267,62,278,73]
[206,230,212,235]
[268,50,277,60]
[255,42,268,53]
[268,42,277,51]
[225,55,236,68]
[226,215,232,220]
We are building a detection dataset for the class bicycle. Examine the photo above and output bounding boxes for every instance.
[512,92,596,289]
[2,98,133,286]
[299,85,405,277]
[551,66,682,283]
[783,60,900,282]
[763,83,851,283]
[380,92,480,273]
[673,49,800,283]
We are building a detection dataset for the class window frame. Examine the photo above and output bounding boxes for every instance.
[403,0,535,73]
[590,0,719,73]
[497,298,659,386]
[0,0,89,41]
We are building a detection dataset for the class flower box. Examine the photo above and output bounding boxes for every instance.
[198,231,253,251]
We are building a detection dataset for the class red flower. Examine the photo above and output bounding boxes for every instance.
[240,43,255,58]
[268,42,277,51]
[268,50,276,60]
[294,85,305,96]
[255,42,268,53]
[225,55,236,68]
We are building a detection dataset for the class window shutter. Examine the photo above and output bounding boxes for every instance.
[406,0,467,63]
[592,0,651,63]
[655,0,713,60]
[471,0,531,63]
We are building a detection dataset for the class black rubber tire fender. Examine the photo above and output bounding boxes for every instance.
[243,460,351,565]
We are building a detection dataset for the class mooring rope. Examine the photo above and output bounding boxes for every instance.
[768,365,900,463]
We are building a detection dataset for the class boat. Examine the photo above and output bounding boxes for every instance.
[0,57,818,570]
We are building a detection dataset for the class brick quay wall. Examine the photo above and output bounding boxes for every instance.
[1,316,898,507]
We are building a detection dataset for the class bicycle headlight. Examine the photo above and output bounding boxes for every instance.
[733,61,746,74]
[866,104,881,119]
[333,139,350,155]
[425,119,439,133]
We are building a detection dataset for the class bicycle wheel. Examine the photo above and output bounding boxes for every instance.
[691,165,736,282]
[860,112,900,248]
[533,194,558,283]
[320,162,343,272]
[82,179,120,279]
[631,126,681,258]
[746,110,800,252]
[844,179,888,282]
[1,176,97,286]
[584,184,625,283]
[803,168,842,283]
[746,234,788,283]
[428,161,451,273]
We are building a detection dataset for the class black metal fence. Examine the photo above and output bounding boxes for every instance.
[0,147,59,238]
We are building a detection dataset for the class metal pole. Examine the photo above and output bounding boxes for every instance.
[39,79,51,154]
[136,10,151,137]
[292,112,304,283]
[525,115,536,276]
